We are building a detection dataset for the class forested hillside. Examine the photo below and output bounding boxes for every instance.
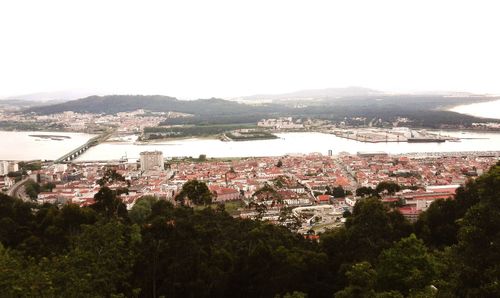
[25,94,500,128]
[1,163,499,297]
[25,95,286,116]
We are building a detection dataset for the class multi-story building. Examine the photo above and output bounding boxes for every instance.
[0,161,9,176]
[0,161,18,175]
[140,151,164,171]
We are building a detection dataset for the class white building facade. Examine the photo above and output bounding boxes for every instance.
[140,151,164,171]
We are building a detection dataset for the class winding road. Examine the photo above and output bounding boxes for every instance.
[7,177,30,201]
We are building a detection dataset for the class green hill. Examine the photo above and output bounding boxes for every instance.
[25,95,268,116]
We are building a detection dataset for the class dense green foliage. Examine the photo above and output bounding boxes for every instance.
[0,120,65,131]
[175,179,213,205]
[24,179,41,199]
[18,161,42,171]
[96,168,127,186]
[143,124,258,139]
[375,181,401,195]
[325,186,348,198]
[0,162,499,297]
[226,130,278,141]
[355,186,375,197]
[161,96,500,128]
[26,95,280,117]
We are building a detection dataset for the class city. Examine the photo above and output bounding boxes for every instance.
[2,93,500,298]
[2,149,498,232]
[2,1,500,297]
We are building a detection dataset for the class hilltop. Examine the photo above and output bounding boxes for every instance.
[25,95,276,116]
[239,86,383,101]
[22,93,500,129]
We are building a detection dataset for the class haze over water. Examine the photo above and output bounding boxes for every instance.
[450,99,500,119]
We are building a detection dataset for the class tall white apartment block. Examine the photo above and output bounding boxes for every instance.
[140,151,164,171]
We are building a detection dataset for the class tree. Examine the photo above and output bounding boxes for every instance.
[276,160,283,168]
[255,203,268,220]
[30,203,98,256]
[327,186,346,198]
[0,243,55,297]
[129,195,158,224]
[0,193,36,249]
[321,197,412,294]
[96,168,125,186]
[40,182,56,192]
[276,291,308,298]
[356,186,374,197]
[375,181,401,195]
[175,180,213,205]
[376,234,438,295]
[344,197,412,262]
[24,179,41,200]
[49,221,140,297]
[278,207,301,231]
[18,161,42,171]
[452,163,500,297]
[0,163,499,297]
[335,262,378,298]
[92,186,129,220]
[415,198,458,248]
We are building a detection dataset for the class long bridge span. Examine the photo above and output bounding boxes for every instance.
[54,131,113,163]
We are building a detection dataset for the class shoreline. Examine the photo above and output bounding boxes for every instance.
[123,129,500,145]
[134,134,219,144]
[131,134,280,144]
[69,150,500,164]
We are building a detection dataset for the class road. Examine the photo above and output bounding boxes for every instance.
[54,129,115,163]
[7,177,30,201]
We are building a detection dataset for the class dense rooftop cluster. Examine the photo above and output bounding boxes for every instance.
[3,152,497,234]
[0,160,499,297]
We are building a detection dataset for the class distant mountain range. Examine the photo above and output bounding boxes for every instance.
[4,87,490,105]
[0,99,66,108]
[1,90,102,102]
[238,86,383,101]
[236,87,491,102]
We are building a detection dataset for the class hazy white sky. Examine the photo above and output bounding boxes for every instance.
[1,0,499,99]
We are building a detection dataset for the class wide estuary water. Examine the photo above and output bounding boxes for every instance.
[0,131,96,160]
[77,131,500,161]
[1,130,500,161]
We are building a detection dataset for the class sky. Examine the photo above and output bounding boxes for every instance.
[1,0,500,99]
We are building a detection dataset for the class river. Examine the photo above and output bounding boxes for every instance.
[0,131,96,160]
[77,131,500,161]
[1,130,499,161]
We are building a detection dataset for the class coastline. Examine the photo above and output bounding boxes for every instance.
[70,150,500,164]
[134,135,220,144]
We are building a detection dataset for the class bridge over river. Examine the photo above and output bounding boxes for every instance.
[54,131,113,163]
